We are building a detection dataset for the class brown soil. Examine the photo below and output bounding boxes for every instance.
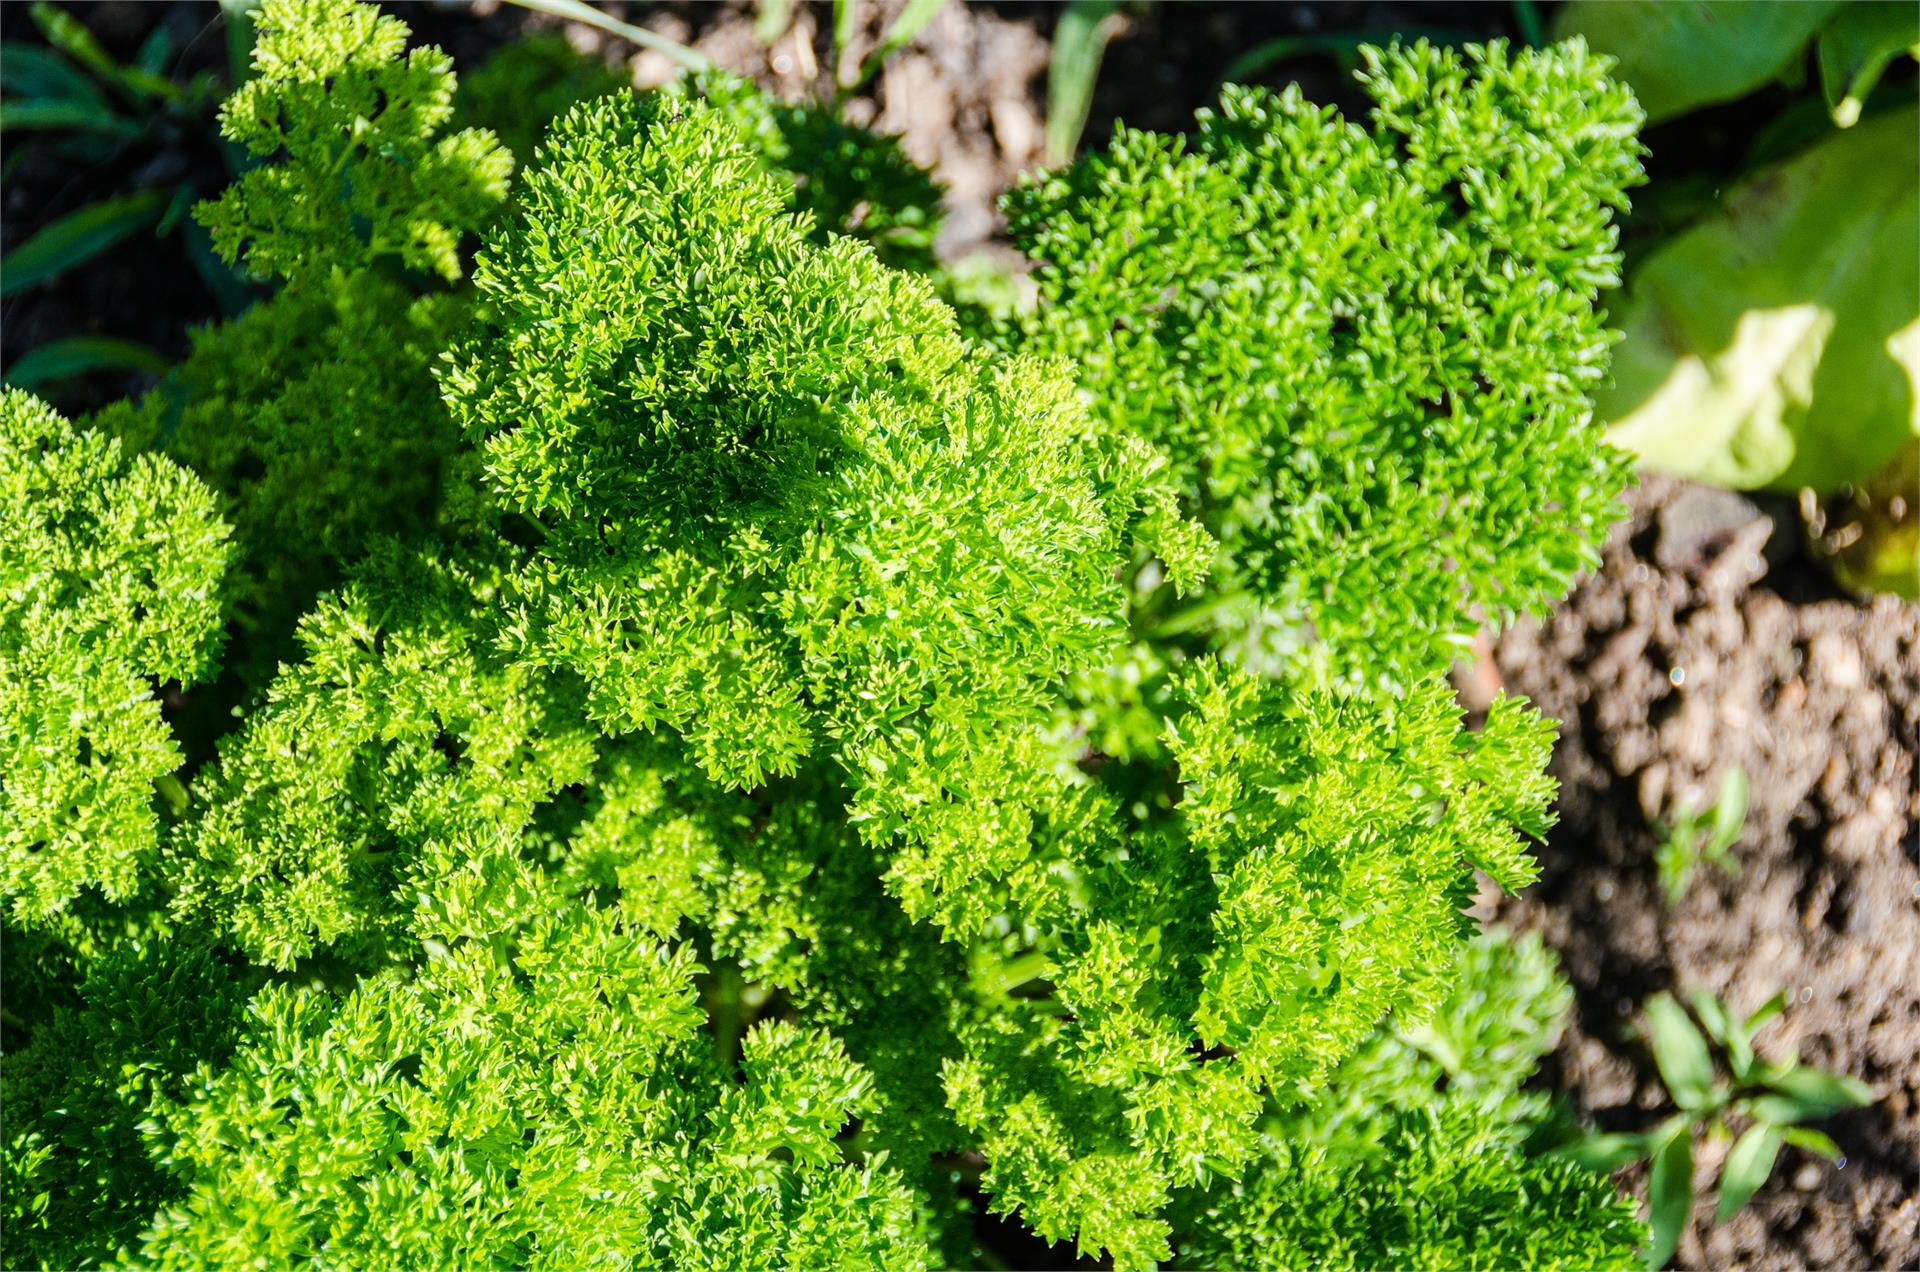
[1495,474,1920,1270]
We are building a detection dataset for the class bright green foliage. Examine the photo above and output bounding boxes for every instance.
[0,6,1651,1268]
[701,73,946,273]
[138,903,929,1269]
[936,669,1562,1265]
[198,0,511,284]
[451,33,630,168]
[1178,1100,1642,1271]
[1172,933,1644,1271]
[91,275,470,667]
[1170,666,1555,1088]
[1004,41,1642,682]
[168,542,598,969]
[0,390,229,925]
[2,939,248,1269]
[442,91,1126,804]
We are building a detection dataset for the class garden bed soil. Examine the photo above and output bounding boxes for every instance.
[1494,475,1920,1271]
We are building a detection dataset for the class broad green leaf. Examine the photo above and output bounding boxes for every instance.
[1818,2,1919,127]
[3,336,168,390]
[1752,1066,1874,1124]
[1556,1130,1651,1173]
[1688,989,1732,1045]
[1602,105,1920,494]
[0,41,108,105]
[0,99,137,135]
[0,189,167,297]
[834,0,858,51]
[1709,766,1748,854]
[1555,0,1842,123]
[1727,988,1785,1081]
[1045,0,1119,165]
[1715,1122,1782,1222]
[29,2,178,105]
[1779,1125,1842,1160]
[1646,1126,1694,1271]
[1644,993,1716,1110]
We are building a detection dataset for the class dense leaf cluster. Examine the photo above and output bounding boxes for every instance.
[1003,42,1642,683]
[1,2,1647,1267]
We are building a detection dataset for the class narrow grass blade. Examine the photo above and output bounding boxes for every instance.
[4,336,169,390]
[1,189,167,297]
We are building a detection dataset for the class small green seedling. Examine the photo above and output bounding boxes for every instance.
[1558,988,1874,1270]
[1654,765,1747,905]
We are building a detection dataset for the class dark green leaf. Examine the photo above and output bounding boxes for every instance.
[220,0,261,90]
[0,41,107,105]
[32,2,180,106]
[1715,1122,1781,1222]
[181,215,257,317]
[0,189,167,297]
[1555,0,1842,123]
[3,336,169,390]
[1644,992,1716,1110]
[29,3,121,85]
[1646,1127,1694,1271]
[134,25,173,78]
[1779,1125,1842,1161]
[1752,1066,1874,1124]
[1045,0,1119,165]
[0,98,136,135]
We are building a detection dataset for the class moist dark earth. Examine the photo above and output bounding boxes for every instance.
[1495,476,1920,1270]
[6,4,1917,1268]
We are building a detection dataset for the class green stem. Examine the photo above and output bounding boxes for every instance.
[983,950,1051,997]
[500,0,710,73]
[710,960,745,1073]
[1513,0,1546,49]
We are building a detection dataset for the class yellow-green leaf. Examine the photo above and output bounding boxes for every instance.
[1600,104,1920,493]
